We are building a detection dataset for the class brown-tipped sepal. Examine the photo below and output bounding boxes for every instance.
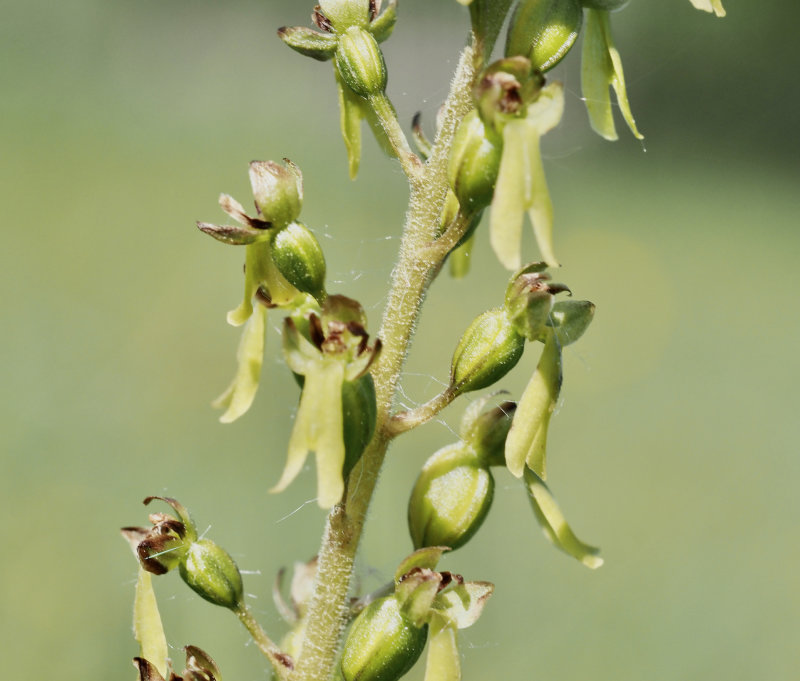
[277,25,338,61]
[450,308,525,396]
[179,539,244,611]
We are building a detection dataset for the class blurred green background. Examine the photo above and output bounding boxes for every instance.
[2,1,798,679]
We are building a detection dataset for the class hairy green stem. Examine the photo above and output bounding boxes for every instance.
[386,387,457,437]
[368,92,423,184]
[290,41,481,681]
[235,604,292,680]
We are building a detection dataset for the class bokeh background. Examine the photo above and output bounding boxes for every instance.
[2,1,798,679]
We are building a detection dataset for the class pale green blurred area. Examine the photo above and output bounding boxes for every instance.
[2,1,798,679]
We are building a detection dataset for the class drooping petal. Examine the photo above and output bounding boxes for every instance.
[689,0,725,17]
[523,467,603,568]
[581,9,643,141]
[504,330,562,478]
[423,615,461,681]
[212,303,267,423]
[272,359,347,508]
[133,568,169,679]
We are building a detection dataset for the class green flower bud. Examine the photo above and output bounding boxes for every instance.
[506,0,583,72]
[450,308,525,395]
[581,0,628,9]
[335,27,387,98]
[447,109,503,215]
[270,221,327,302]
[122,497,197,575]
[341,373,377,479]
[179,539,244,610]
[249,159,303,229]
[548,299,595,346]
[408,444,494,551]
[341,596,428,681]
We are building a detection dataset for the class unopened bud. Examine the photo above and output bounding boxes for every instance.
[335,27,387,97]
[450,308,525,395]
[179,539,244,610]
[506,0,583,72]
[340,596,428,681]
[448,110,503,215]
[408,444,494,551]
[270,222,327,302]
[249,160,303,228]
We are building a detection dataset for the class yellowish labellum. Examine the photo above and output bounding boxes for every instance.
[524,468,603,569]
[213,303,267,423]
[490,82,564,270]
[133,568,168,678]
[423,615,460,681]
[505,331,561,479]
[581,9,643,141]
[272,358,346,508]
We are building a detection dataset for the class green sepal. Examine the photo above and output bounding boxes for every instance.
[581,9,643,141]
[504,331,562,479]
[490,82,564,270]
[133,568,169,679]
[270,221,327,302]
[432,581,494,629]
[369,0,398,42]
[212,303,267,423]
[395,547,449,583]
[547,299,595,346]
[320,0,371,30]
[277,25,338,61]
[450,308,526,396]
[395,568,442,628]
[179,538,245,609]
[249,159,303,229]
[689,0,725,16]
[523,467,603,568]
[273,358,347,508]
[143,496,198,542]
[506,0,583,72]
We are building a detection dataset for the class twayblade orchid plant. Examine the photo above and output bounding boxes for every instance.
[123,1,726,680]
